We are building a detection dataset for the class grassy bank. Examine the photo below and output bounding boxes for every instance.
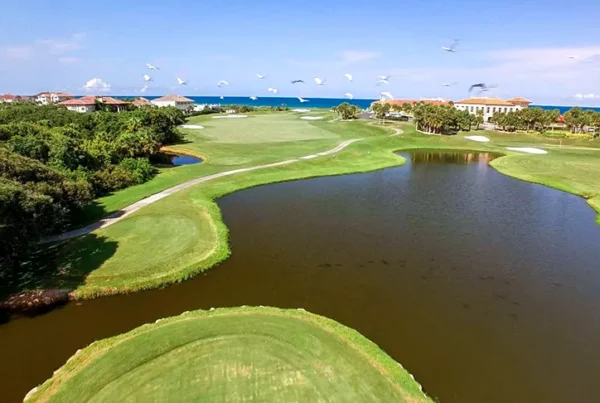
[26,307,432,402]
[10,115,600,300]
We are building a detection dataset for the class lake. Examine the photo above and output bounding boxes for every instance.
[1,151,599,402]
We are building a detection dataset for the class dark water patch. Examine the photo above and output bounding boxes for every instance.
[152,152,203,166]
[2,151,600,403]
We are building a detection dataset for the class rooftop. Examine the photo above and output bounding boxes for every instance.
[132,97,152,106]
[507,97,533,104]
[378,99,452,106]
[455,97,515,106]
[152,94,194,103]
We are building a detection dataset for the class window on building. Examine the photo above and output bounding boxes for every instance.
[486,107,490,113]
[470,106,474,112]
[493,107,496,112]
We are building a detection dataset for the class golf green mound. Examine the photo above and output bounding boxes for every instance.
[27,307,431,402]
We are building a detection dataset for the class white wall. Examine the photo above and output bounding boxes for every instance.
[152,100,193,111]
[66,105,95,113]
[455,104,522,122]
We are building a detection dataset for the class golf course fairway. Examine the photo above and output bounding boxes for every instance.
[25,307,432,402]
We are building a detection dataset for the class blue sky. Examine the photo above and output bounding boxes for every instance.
[1,0,599,104]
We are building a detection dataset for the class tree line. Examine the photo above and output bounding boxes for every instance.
[0,103,186,273]
[492,106,600,135]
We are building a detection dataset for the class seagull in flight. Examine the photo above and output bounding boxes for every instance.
[146,63,159,70]
[568,55,579,59]
[256,73,269,79]
[297,97,309,103]
[442,82,458,87]
[380,92,394,100]
[313,76,326,86]
[140,85,148,93]
[177,77,188,86]
[250,96,258,100]
[344,73,353,82]
[377,79,389,86]
[142,74,153,82]
[344,93,354,100]
[217,80,229,87]
[442,39,459,52]
[469,83,497,93]
[291,79,305,84]
[267,87,278,94]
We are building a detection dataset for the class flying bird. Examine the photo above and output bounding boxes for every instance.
[217,80,229,87]
[146,63,159,70]
[442,39,459,52]
[297,97,309,103]
[267,87,278,94]
[344,93,354,100]
[379,75,390,81]
[380,92,394,100]
[313,76,326,85]
[469,83,497,93]
[442,82,458,87]
[291,79,305,84]
[256,73,269,79]
[568,55,578,59]
[177,77,188,85]
[140,85,148,93]
[344,73,353,82]
[142,74,153,82]
[250,96,258,100]
[377,79,389,86]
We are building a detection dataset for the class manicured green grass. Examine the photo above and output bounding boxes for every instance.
[33,117,600,298]
[27,307,432,403]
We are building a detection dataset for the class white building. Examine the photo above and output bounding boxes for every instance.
[454,97,532,122]
[151,94,194,110]
[57,96,96,113]
[35,92,73,105]
[58,96,129,113]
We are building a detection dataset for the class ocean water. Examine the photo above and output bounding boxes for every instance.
[119,96,600,113]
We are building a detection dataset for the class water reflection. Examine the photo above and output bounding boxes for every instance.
[411,150,497,165]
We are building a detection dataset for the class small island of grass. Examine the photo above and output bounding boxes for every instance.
[25,307,432,402]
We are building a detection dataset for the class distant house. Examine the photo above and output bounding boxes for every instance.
[57,95,128,113]
[0,94,30,103]
[35,92,73,105]
[371,98,452,109]
[454,97,531,122]
[151,94,194,110]
[57,96,96,113]
[132,97,152,107]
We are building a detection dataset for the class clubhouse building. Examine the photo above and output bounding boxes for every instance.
[454,97,532,122]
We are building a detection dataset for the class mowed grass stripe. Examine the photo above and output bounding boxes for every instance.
[28,307,432,403]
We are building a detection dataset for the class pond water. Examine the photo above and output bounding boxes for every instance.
[1,151,600,402]
[168,154,202,166]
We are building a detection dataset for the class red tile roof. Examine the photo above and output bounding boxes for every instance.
[0,94,17,100]
[152,94,194,103]
[58,96,96,106]
[132,97,152,106]
[507,97,533,104]
[455,97,515,106]
[97,96,128,105]
[378,99,452,106]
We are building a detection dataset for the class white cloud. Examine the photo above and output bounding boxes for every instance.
[573,93,599,99]
[58,56,79,64]
[337,50,382,64]
[83,78,111,92]
[2,45,34,60]
[0,33,84,62]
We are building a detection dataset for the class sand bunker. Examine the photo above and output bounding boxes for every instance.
[464,136,490,143]
[292,108,310,113]
[179,124,204,129]
[506,147,548,155]
[300,116,324,120]
[212,115,248,119]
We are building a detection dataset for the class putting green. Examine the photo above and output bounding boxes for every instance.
[27,307,432,402]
